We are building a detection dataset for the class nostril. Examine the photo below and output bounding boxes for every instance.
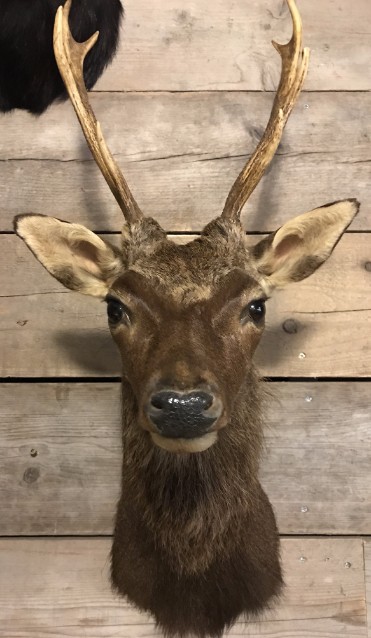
[189,392,213,412]
[150,394,166,410]
[150,391,181,411]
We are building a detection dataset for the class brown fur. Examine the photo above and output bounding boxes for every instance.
[108,218,281,637]
[11,8,360,632]
[14,202,360,637]
[112,375,282,638]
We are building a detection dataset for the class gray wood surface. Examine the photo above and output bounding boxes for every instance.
[366,542,371,638]
[94,0,371,92]
[1,382,370,536]
[0,1,370,636]
[0,92,369,232]
[0,538,366,637]
[1,234,370,378]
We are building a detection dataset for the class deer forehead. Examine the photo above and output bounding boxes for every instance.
[114,235,265,307]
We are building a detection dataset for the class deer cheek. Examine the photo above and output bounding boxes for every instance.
[212,341,246,401]
[108,329,144,386]
[246,324,265,357]
[223,328,262,393]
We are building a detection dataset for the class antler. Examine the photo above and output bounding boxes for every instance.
[222,0,310,223]
[53,0,142,224]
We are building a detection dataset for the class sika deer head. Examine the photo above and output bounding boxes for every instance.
[15,0,359,454]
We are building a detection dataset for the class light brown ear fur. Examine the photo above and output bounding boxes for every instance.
[14,214,123,297]
[251,199,360,289]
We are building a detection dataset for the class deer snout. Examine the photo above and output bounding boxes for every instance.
[146,388,222,439]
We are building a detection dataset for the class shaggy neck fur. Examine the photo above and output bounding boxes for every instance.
[118,367,265,574]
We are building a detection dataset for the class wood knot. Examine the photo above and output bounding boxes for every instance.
[364,261,371,272]
[23,467,40,484]
[282,319,298,334]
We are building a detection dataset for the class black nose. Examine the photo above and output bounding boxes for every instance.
[147,390,219,439]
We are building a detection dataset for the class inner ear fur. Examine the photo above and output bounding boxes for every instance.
[251,199,360,288]
[14,214,123,297]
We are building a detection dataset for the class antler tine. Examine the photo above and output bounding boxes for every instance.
[222,0,310,223]
[53,0,142,224]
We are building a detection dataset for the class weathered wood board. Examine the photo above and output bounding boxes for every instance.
[94,0,371,92]
[1,234,370,378]
[0,537,366,637]
[1,381,370,536]
[0,92,369,232]
[0,0,370,636]
[366,542,371,638]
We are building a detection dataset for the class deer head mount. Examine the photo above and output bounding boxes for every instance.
[15,0,358,453]
[14,1,359,634]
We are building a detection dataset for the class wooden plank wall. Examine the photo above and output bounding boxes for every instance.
[0,0,370,636]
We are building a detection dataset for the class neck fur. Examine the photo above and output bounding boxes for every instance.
[118,370,266,574]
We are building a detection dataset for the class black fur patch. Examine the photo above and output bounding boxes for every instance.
[0,0,123,114]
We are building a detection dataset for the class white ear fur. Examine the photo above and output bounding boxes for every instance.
[14,214,123,297]
[251,199,360,288]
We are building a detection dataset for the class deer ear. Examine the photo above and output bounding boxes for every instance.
[251,199,360,289]
[14,214,123,298]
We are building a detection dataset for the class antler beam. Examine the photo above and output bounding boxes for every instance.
[53,0,142,224]
[222,0,310,223]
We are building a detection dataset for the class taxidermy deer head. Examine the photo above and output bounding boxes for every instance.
[14,0,359,636]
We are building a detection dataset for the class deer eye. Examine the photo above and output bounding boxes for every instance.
[241,299,266,325]
[106,296,130,326]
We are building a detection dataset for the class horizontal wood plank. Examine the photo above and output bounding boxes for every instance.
[0,382,370,535]
[95,0,371,91]
[0,92,369,232]
[0,538,366,637]
[1,234,370,378]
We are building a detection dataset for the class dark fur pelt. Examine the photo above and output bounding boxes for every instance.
[0,0,123,114]
[112,373,283,638]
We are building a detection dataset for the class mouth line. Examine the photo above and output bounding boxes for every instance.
[149,417,215,439]
[150,431,218,453]
[148,405,216,418]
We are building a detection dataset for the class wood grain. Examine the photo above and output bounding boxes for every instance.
[94,0,371,92]
[0,92,369,232]
[1,381,370,536]
[0,2,369,637]
[0,537,366,637]
[1,233,370,378]
[365,542,371,638]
